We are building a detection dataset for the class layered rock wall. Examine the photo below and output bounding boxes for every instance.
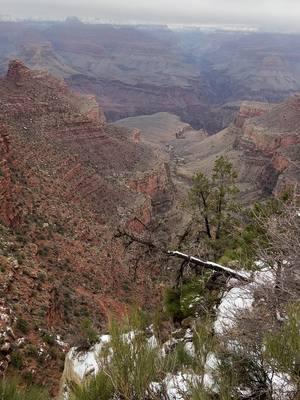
[235,97,300,196]
[234,101,272,128]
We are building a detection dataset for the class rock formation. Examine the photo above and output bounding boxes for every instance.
[0,59,299,394]
[236,95,300,195]
[234,101,273,128]
[2,21,300,133]
[0,61,175,393]
[175,95,300,200]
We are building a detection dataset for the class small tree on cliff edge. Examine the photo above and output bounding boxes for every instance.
[189,156,239,257]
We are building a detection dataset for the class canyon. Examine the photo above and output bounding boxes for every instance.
[116,99,300,202]
[0,53,299,395]
[0,60,177,392]
[1,21,300,133]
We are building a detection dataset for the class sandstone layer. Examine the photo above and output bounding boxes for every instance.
[0,61,175,393]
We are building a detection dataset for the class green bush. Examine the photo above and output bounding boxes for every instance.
[169,342,194,371]
[10,351,23,369]
[264,303,300,380]
[102,311,160,399]
[71,371,113,400]
[0,379,48,400]
[80,319,99,347]
[164,287,183,321]
[25,344,39,359]
[16,317,29,334]
[42,332,55,346]
[73,310,166,400]
[164,275,217,322]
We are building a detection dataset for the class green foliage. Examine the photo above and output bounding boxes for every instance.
[10,351,24,369]
[192,318,216,373]
[264,303,300,380]
[164,275,218,321]
[190,383,212,400]
[71,371,113,400]
[215,348,268,400]
[164,287,183,321]
[72,310,170,400]
[24,344,39,359]
[42,331,55,346]
[180,276,217,318]
[101,310,161,400]
[167,341,195,371]
[16,317,29,334]
[36,245,49,257]
[188,156,239,260]
[0,379,48,400]
[219,197,286,269]
[80,319,99,347]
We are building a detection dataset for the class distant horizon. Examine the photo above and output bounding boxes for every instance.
[1,13,299,35]
[2,0,300,34]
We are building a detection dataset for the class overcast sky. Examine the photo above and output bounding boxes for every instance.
[2,0,300,31]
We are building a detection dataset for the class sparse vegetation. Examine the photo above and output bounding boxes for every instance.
[0,379,48,400]
[79,318,99,347]
[10,351,24,369]
[70,195,300,400]
[16,317,29,334]
[187,156,240,260]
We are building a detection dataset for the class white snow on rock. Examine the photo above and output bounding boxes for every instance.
[203,352,219,391]
[61,330,159,398]
[69,334,111,380]
[214,267,275,334]
[270,371,296,399]
[56,335,67,349]
[184,341,195,357]
[150,372,199,400]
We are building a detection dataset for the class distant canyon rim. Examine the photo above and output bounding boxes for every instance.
[1,20,300,133]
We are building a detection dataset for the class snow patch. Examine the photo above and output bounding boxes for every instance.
[214,268,276,334]
[69,334,111,380]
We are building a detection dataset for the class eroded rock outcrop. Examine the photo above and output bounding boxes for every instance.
[0,61,175,393]
[236,95,300,195]
[0,124,22,227]
[234,101,273,128]
[172,96,300,201]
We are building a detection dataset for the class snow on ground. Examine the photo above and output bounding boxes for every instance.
[67,334,111,380]
[270,371,297,400]
[66,331,159,382]
[151,373,199,400]
[62,263,291,399]
[214,267,275,334]
[203,353,219,390]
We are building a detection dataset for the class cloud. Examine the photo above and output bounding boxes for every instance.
[2,0,300,31]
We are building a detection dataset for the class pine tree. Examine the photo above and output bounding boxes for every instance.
[188,156,239,259]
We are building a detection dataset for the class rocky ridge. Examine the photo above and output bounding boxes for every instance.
[163,97,300,201]
[3,22,300,133]
[236,96,300,195]
[0,61,176,393]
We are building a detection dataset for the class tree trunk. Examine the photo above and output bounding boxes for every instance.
[168,251,250,282]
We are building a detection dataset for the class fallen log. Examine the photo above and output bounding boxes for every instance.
[167,251,250,282]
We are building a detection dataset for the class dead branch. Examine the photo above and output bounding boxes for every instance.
[167,251,250,282]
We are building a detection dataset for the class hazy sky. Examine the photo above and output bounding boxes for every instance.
[2,0,300,30]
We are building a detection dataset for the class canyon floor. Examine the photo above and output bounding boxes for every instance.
[0,58,299,395]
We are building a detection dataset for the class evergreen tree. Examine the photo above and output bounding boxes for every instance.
[188,156,239,259]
